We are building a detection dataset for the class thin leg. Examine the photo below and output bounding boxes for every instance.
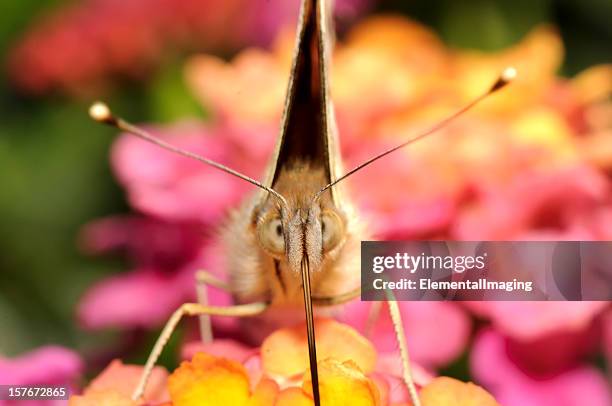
[364,301,383,339]
[311,286,360,306]
[131,302,267,401]
[386,298,421,406]
[195,270,231,343]
[195,270,231,291]
[195,274,212,343]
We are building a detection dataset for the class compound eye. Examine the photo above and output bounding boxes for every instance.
[321,210,344,252]
[258,217,285,255]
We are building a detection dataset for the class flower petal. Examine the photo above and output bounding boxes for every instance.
[83,359,169,403]
[275,387,313,406]
[168,352,250,406]
[69,389,137,406]
[181,339,255,363]
[419,376,499,406]
[111,128,253,224]
[0,345,82,385]
[261,319,376,378]
[302,359,380,406]
[77,269,192,329]
[339,301,470,368]
[246,378,279,406]
[471,329,612,406]
[465,301,607,340]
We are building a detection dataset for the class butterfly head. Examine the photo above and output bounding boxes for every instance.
[250,161,352,302]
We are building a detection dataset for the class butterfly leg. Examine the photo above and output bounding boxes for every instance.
[364,301,383,339]
[312,287,379,337]
[195,270,230,291]
[385,297,421,406]
[311,287,361,306]
[131,301,267,402]
[195,270,231,343]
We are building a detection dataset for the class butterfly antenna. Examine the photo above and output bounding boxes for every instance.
[300,257,320,405]
[89,102,288,208]
[316,67,517,198]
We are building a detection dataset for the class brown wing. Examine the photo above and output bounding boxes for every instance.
[260,0,343,205]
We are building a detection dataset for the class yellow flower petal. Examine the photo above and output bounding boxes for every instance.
[168,352,250,406]
[302,359,380,406]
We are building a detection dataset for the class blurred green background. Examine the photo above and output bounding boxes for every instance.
[0,0,610,361]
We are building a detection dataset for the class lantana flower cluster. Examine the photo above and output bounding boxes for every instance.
[69,319,500,406]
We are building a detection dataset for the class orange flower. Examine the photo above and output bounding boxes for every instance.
[166,352,500,406]
[185,15,596,124]
[167,319,382,405]
[169,354,382,406]
[70,319,501,405]
[185,15,610,169]
[168,353,251,405]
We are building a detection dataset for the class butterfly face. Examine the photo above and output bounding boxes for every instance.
[224,161,362,307]
[257,162,345,265]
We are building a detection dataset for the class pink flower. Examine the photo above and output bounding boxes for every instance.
[338,301,471,370]
[604,309,612,369]
[80,215,204,269]
[76,123,261,331]
[0,346,83,406]
[0,346,82,384]
[471,329,611,406]
[69,359,169,405]
[78,266,196,329]
[78,216,238,332]
[78,216,205,329]
[466,301,607,341]
[110,123,261,224]
[343,140,459,239]
[465,301,609,399]
[453,165,610,239]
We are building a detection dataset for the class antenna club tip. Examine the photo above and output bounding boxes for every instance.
[490,66,518,92]
[501,66,518,82]
[89,101,113,123]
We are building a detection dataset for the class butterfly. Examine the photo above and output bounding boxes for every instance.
[89,0,515,404]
